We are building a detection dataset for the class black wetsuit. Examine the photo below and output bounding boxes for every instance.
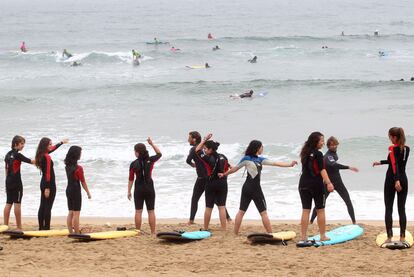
[4,149,31,204]
[310,150,356,224]
[66,165,84,211]
[200,153,229,208]
[381,145,410,238]
[129,153,162,210]
[237,156,269,213]
[38,142,62,230]
[187,146,230,220]
[299,150,326,210]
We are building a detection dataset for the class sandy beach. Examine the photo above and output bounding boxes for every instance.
[0,217,413,276]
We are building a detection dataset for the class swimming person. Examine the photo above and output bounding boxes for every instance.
[20,41,27,52]
[248,56,257,63]
[239,90,254,98]
[186,131,231,225]
[64,146,91,234]
[35,138,69,230]
[373,127,409,243]
[128,138,162,235]
[4,136,35,230]
[298,132,334,245]
[219,140,297,235]
[132,49,141,60]
[195,134,229,231]
[205,63,211,68]
[62,49,73,59]
[310,136,358,224]
[212,45,220,51]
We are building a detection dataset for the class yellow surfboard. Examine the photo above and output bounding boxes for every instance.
[376,228,413,249]
[3,229,69,238]
[68,229,140,241]
[247,231,296,243]
[0,225,9,233]
[186,65,205,69]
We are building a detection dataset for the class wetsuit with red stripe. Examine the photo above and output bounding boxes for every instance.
[66,165,85,211]
[381,145,410,238]
[298,149,326,210]
[129,153,162,210]
[200,153,229,208]
[186,146,231,220]
[4,149,32,204]
[38,142,63,230]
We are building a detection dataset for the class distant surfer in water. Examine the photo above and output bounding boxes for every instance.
[374,30,379,36]
[341,31,345,36]
[170,46,180,52]
[212,45,220,51]
[248,56,257,63]
[219,140,297,235]
[205,63,210,68]
[230,90,254,99]
[62,49,73,59]
[71,61,81,67]
[208,33,213,40]
[20,41,27,53]
[310,136,358,225]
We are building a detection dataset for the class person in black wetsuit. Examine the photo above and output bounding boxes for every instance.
[35,138,69,230]
[64,146,91,234]
[186,131,231,225]
[248,56,257,63]
[128,137,162,235]
[4,136,35,230]
[310,136,359,224]
[219,140,297,235]
[373,127,410,243]
[298,132,334,244]
[195,134,229,230]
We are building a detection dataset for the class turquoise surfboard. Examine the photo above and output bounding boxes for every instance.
[157,230,211,241]
[308,224,364,247]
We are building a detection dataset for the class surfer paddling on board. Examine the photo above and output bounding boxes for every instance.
[62,49,73,59]
[373,127,409,243]
[205,63,210,68]
[297,132,334,246]
[230,90,254,99]
[195,134,230,231]
[310,136,358,225]
[212,45,220,51]
[186,131,231,225]
[128,138,162,235]
[219,140,297,235]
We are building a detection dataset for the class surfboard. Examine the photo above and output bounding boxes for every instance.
[186,65,205,69]
[298,224,364,247]
[0,225,9,233]
[68,229,140,241]
[376,228,413,249]
[146,42,169,45]
[247,231,296,244]
[157,230,211,241]
[3,229,69,239]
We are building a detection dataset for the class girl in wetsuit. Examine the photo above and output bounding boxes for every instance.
[64,146,91,234]
[35,138,68,230]
[298,132,334,244]
[373,127,410,243]
[220,140,297,235]
[195,134,229,231]
[128,138,162,235]
[4,136,34,230]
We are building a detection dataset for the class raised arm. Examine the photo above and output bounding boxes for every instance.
[195,133,212,153]
[48,139,69,154]
[147,137,161,156]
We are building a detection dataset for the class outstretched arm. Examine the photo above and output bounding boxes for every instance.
[195,133,212,153]
[264,160,297,167]
[147,137,161,155]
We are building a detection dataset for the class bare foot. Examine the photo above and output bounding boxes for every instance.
[227,218,233,224]
[320,236,330,241]
[400,236,406,242]
[187,220,195,225]
[385,238,392,243]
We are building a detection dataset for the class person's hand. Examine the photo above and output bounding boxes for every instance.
[349,167,359,172]
[87,192,92,199]
[204,133,213,141]
[44,188,50,198]
[395,181,402,192]
[61,139,69,144]
[127,191,132,201]
[372,161,381,167]
[327,183,334,192]
[218,173,225,178]
[147,137,153,145]
[290,161,298,167]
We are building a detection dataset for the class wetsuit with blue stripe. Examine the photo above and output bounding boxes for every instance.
[234,155,273,213]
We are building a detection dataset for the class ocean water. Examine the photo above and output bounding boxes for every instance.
[0,0,413,220]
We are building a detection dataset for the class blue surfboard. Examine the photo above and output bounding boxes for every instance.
[157,230,211,241]
[308,225,364,247]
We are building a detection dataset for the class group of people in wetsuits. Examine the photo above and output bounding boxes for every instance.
[3,127,410,243]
